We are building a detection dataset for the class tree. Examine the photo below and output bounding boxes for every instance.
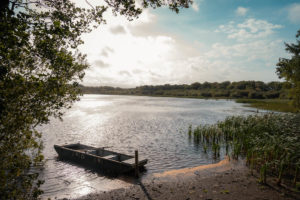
[267,81,283,91]
[219,81,230,89]
[0,0,192,198]
[191,82,201,89]
[276,30,300,111]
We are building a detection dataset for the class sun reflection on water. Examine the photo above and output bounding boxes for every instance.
[40,94,263,199]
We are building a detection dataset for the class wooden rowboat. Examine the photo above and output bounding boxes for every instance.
[54,143,148,174]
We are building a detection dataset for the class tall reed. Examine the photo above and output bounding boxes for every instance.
[189,113,300,186]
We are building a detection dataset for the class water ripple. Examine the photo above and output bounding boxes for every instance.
[38,95,264,199]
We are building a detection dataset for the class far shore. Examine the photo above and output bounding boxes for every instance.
[81,93,296,113]
[76,157,299,200]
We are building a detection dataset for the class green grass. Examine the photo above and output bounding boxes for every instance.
[235,99,297,113]
[189,113,300,186]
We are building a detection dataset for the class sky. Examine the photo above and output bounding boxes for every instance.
[76,0,300,88]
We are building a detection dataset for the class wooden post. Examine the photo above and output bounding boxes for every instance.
[135,150,139,178]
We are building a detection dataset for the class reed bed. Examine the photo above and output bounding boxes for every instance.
[189,113,300,186]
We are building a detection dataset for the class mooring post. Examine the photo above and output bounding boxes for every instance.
[135,150,139,178]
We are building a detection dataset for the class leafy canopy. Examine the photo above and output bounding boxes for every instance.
[276,29,300,111]
[0,0,192,199]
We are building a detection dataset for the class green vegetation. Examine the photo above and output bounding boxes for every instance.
[0,1,100,198]
[0,0,192,198]
[189,113,300,186]
[235,99,296,113]
[81,80,288,99]
[276,29,300,112]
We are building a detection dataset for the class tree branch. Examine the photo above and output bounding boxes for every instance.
[0,0,9,11]
[85,0,95,9]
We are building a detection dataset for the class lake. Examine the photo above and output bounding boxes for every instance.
[39,94,262,199]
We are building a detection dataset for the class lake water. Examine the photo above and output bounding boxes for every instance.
[39,94,262,199]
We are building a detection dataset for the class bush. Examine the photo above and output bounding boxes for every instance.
[248,92,265,99]
[201,92,212,98]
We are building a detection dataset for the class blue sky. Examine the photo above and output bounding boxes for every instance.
[78,0,300,87]
[154,0,299,43]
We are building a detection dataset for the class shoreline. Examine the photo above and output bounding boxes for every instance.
[153,157,232,177]
[80,94,295,113]
[76,158,299,200]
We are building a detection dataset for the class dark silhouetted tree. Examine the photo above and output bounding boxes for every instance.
[0,0,192,198]
[276,29,300,111]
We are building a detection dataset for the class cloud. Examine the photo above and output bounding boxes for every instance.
[235,7,248,16]
[79,7,284,87]
[128,10,160,37]
[165,39,283,84]
[190,0,204,12]
[110,25,126,34]
[94,60,110,68]
[216,19,282,41]
[119,70,131,77]
[132,69,143,74]
[100,46,114,57]
[287,3,300,24]
[191,1,199,12]
[205,40,283,63]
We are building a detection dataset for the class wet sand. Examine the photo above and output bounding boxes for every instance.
[76,158,299,200]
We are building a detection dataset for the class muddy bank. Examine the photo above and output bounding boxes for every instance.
[75,158,299,200]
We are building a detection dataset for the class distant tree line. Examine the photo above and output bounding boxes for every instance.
[80,81,289,99]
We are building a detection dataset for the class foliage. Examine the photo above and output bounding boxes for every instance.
[80,80,289,101]
[0,0,192,199]
[276,29,300,111]
[0,1,103,198]
[189,114,300,185]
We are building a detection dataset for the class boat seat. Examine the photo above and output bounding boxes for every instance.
[122,158,135,165]
[102,155,117,160]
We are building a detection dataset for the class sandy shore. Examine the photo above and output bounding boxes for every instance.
[76,158,299,200]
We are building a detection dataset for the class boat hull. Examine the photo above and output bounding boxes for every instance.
[54,144,147,174]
